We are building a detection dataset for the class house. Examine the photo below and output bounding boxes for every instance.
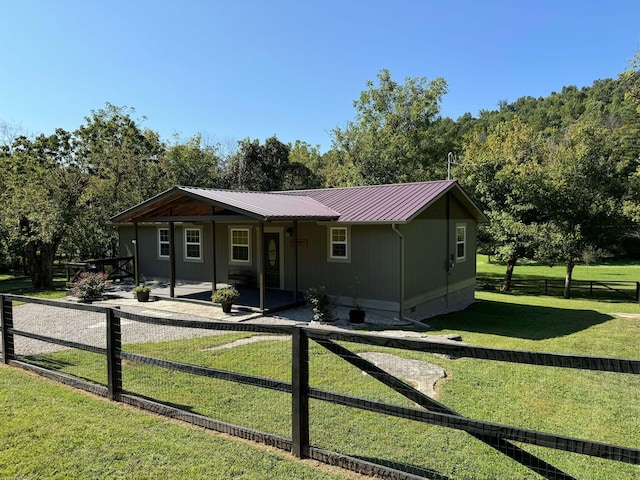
[111,180,488,319]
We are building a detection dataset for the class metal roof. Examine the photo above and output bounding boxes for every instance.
[281,180,487,223]
[111,181,487,224]
[178,187,340,220]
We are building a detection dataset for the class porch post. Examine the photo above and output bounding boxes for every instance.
[257,222,265,311]
[169,221,176,298]
[133,221,140,286]
[211,220,217,297]
[293,220,298,302]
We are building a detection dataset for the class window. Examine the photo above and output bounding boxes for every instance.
[456,224,466,261]
[330,227,348,259]
[158,228,170,259]
[185,228,202,261]
[231,228,250,263]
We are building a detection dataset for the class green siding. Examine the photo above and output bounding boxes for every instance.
[297,222,400,302]
[403,193,477,310]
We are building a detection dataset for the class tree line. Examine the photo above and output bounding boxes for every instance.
[2,53,639,294]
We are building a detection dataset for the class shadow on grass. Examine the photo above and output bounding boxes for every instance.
[428,299,613,340]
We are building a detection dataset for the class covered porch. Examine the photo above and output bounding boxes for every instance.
[111,186,338,313]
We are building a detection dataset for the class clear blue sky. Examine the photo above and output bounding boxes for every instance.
[1,0,639,152]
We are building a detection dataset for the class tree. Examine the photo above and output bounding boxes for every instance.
[458,118,546,290]
[535,118,633,298]
[0,130,89,287]
[161,133,223,188]
[331,69,448,185]
[72,104,166,258]
[224,136,319,191]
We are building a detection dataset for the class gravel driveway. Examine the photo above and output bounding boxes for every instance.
[5,297,455,398]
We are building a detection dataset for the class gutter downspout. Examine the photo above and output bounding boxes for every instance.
[392,224,404,321]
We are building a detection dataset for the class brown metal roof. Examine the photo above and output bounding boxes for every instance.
[178,187,340,220]
[111,181,487,224]
[281,180,487,223]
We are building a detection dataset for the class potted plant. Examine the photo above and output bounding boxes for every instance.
[212,286,240,313]
[132,285,152,302]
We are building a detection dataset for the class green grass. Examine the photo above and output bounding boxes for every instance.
[477,254,640,282]
[0,365,353,479]
[0,274,67,299]
[4,258,640,479]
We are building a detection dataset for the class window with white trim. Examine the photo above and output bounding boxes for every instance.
[330,227,348,259]
[158,228,170,259]
[456,224,466,261]
[184,228,202,261]
[230,228,250,263]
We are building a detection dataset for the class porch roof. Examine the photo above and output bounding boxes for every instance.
[111,186,340,223]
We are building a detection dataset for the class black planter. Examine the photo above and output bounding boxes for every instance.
[349,309,365,323]
[136,290,150,302]
[222,301,232,313]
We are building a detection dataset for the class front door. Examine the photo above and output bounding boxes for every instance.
[264,232,280,288]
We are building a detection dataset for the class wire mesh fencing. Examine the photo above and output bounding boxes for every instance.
[1,294,639,480]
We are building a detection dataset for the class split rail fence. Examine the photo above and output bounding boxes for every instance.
[1,294,639,479]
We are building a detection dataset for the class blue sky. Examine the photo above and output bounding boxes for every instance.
[1,1,639,152]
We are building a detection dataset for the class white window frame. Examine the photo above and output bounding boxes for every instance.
[184,227,202,262]
[230,227,251,265]
[456,224,466,262]
[327,226,350,263]
[158,227,170,260]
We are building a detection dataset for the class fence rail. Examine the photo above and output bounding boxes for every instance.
[1,293,639,479]
[66,256,134,284]
[477,276,640,302]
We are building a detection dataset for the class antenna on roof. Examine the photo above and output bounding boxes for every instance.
[447,152,456,180]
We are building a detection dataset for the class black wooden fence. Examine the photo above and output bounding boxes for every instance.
[477,277,640,302]
[1,294,639,480]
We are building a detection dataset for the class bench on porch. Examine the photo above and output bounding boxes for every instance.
[227,269,256,287]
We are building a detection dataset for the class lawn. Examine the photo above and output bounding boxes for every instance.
[0,365,355,480]
[0,274,67,299]
[3,259,640,479]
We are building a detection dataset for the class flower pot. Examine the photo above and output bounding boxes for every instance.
[221,301,232,313]
[349,309,365,323]
[136,290,150,302]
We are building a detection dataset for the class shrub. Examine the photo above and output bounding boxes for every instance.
[70,272,108,301]
[305,286,332,322]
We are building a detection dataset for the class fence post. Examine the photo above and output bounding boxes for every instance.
[544,280,548,295]
[637,282,640,306]
[0,295,14,364]
[106,308,122,401]
[291,326,309,458]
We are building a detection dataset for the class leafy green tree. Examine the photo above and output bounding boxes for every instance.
[0,130,89,287]
[71,104,166,258]
[535,118,633,297]
[459,118,546,290]
[161,133,223,188]
[224,136,319,191]
[331,69,448,185]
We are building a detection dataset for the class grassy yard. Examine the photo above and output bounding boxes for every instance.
[0,274,67,299]
[3,259,640,479]
[0,366,357,480]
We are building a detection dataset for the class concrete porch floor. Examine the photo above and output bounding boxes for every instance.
[106,279,304,313]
